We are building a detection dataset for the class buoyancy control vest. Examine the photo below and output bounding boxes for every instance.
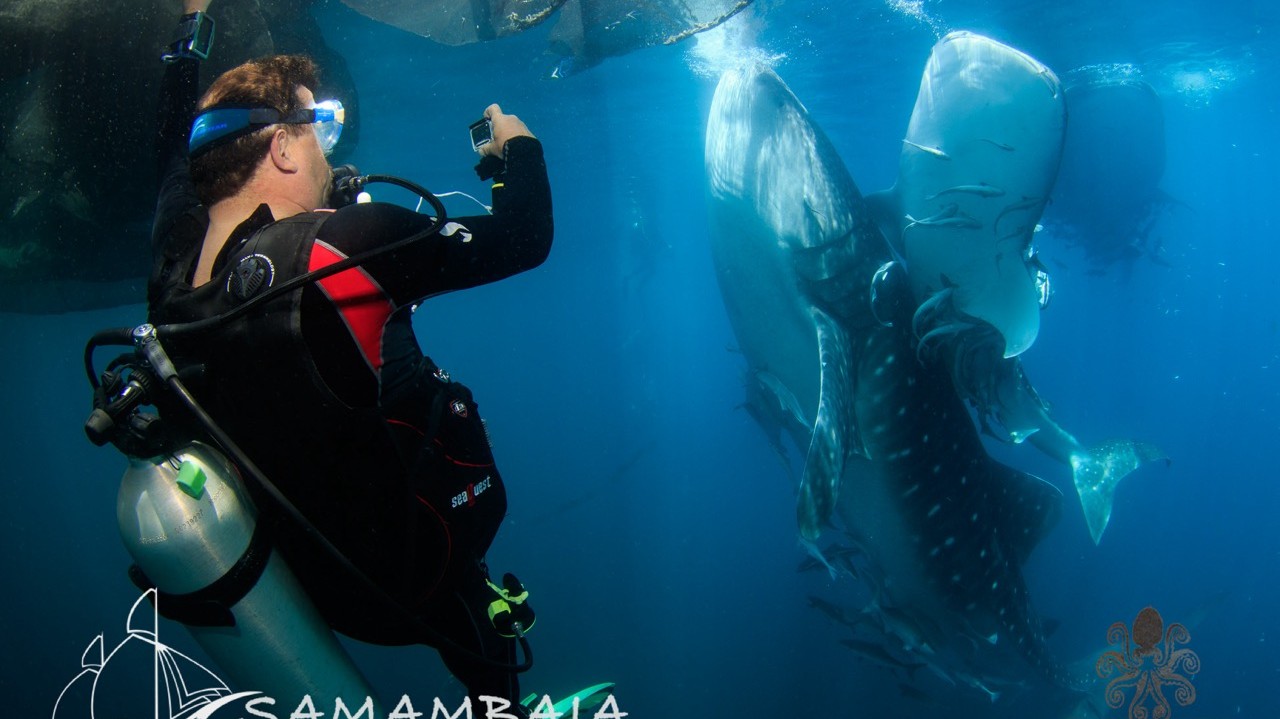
[150,208,508,643]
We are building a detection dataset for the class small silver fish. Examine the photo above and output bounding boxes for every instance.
[902,205,951,242]
[993,196,1045,237]
[978,138,1016,151]
[924,184,1006,200]
[905,213,983,231]
[902,138,951,160]
[902,204,982,241]
[903,203,958,228]
[930,216,983,229]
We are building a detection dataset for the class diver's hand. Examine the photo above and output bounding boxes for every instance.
[481,104,534,158]
[183,0,212,14]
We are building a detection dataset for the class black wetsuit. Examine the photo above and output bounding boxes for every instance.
[147,58,552,701]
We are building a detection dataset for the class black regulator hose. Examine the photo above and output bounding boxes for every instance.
[85,327,140,389]
[157,174,449,339]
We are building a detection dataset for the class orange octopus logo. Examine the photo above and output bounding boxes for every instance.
[1096,606,1201,719]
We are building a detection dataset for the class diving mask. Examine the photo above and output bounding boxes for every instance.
[189,99,345,157]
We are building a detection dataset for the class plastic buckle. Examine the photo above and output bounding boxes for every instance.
[161,12,215,63]
[486,573,535,637]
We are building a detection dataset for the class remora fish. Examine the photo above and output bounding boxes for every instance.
[902,139,951,160]
[706,63,888,539]
[925,184,1006,201]
[838,638,927,679]
[806,595,860,630]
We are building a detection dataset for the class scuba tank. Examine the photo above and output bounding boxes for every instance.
[117,441,378,707]
[89,326,378,707]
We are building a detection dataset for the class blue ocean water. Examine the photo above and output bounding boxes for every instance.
[2,1,1276,717]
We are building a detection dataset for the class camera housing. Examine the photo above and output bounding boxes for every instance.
[161,11,216,62]
[469,118,493,152]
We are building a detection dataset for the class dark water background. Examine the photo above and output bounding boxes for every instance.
[2,1,1277,717]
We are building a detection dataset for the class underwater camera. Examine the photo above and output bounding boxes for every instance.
[469,117,493,151]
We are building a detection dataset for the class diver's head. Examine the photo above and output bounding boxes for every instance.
[189,55,341,212]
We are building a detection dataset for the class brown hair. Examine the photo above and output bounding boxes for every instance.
[190,55,320,205]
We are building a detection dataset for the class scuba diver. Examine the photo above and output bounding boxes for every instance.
[102,0,557,710]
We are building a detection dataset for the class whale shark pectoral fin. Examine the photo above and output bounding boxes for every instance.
[989,465,1063,565]
[1071,440,1170,544]
[797,309,858,540]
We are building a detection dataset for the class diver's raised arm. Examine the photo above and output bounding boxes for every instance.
[479,103,535,158]
[149,0,215,299]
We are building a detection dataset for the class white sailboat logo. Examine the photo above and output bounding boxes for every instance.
[52,590,235,719]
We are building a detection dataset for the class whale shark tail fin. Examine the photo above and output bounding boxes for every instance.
[1071,440,1169,544]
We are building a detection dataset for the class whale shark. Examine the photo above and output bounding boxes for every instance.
[1046,66,1176,270]
[705,62,888,539]
[704,60,1081,693]
[704,42,1164,697]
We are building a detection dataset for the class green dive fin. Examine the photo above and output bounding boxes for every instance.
[522,682,617,715]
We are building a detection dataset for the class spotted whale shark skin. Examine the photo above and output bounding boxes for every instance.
[872,30,1067,360]
[705,63,888,540]
[837,314,1095,696]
